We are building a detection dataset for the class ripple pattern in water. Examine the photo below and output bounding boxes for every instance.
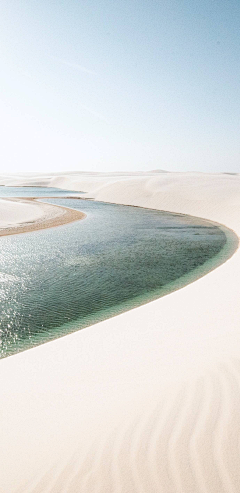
[0,196,234,358]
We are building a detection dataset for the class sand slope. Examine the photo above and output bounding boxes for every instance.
[0,171,239,492]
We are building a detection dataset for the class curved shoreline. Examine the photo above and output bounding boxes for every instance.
[0,197,86,237]
[1,199,236,361]
[0,194,238,357]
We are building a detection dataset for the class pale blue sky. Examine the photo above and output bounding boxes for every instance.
[0,0,239,173]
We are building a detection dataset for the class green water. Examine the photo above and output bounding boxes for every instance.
[0,186,83,197]
[0,189,237,358]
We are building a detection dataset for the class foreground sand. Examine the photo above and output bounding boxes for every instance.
[0,171,239,492]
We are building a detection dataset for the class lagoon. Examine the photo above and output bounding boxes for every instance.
[0,188,234,358]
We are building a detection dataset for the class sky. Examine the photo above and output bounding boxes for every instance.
[0,0,239,174]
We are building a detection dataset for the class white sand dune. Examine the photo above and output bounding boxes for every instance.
[0,171,239,492]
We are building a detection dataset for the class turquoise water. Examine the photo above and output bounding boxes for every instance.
[0,188,237,358]
[0,186,83,197]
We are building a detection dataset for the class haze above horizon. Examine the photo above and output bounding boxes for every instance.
[0,0,239,174]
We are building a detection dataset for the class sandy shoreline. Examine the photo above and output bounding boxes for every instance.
[0,171,239,493]
[0,197,86,236]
